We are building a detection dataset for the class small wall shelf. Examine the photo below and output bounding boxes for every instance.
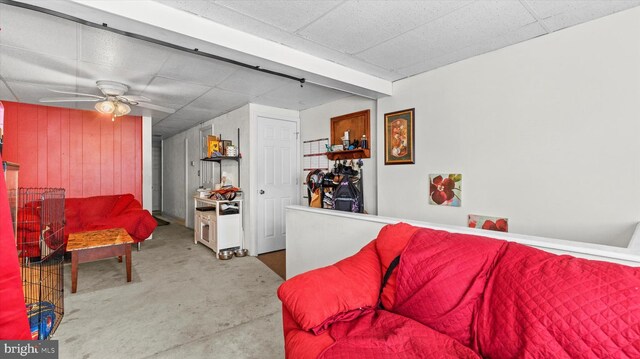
[326,148,370,161]
[330,110,371,159]
[201,156,241,162]
[200,128,241,185]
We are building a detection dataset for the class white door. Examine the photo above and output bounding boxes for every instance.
[152,144,162,212]
[257,117,298,254]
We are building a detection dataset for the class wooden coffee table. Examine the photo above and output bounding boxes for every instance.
[67,228,134,293]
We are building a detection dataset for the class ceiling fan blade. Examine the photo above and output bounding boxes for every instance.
[134,102,176,114]
[39,97,101,103]
[47,89,105,99]
[118,95,150,103]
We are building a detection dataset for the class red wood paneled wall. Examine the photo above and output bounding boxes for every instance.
[1,101,142,202]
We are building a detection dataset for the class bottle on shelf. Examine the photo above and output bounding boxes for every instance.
[360,134,368,149]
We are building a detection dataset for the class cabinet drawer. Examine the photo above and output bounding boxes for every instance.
[197,210,217,221]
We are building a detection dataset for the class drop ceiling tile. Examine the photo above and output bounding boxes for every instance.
[189,88,251,113]
[216,69,291,97]
[5,81,83,104]
[75,61,156,95]
[0,46,77,86]
[214,0,342,32]
[526,0,598,18]
[79,26,171,74]
[357,0,535,71]
[258,82,351,110]
[299,1,471,54]
[158,53,238,87]
[157,0,401,80]
[163,107,220,123]
[398,22,547,76]
[0,4,77,60]
[530,0,640,32]
[0,79,16,101]
[141,76,211,109]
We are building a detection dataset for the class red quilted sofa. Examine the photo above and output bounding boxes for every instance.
[17,194,157,257]
[278,223,640,358]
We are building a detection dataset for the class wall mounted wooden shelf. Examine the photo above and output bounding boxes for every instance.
[330,110,371,159]
[326,148,370,161]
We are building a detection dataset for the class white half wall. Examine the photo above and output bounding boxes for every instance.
[286,206,640,279]
[377,7,640,247]
[300,96,378,214]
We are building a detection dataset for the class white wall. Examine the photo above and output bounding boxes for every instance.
[161,129,190,221]
[161,105,250,227]
[377,7,640,247]
[300,96,378,214]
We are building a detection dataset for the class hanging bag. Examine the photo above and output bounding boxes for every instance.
[332,175,362,213]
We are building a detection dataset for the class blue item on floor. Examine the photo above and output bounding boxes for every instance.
[27,301,56,339]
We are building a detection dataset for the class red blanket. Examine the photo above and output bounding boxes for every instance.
[317,227,640,358]
[0,153,31,339]
[319,310,479,359]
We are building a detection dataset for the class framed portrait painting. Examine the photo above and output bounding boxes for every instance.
[384,108,415,165]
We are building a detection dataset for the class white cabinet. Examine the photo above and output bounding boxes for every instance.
[193,196,243,256]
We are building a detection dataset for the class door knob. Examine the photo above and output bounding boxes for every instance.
[259,190,265,194]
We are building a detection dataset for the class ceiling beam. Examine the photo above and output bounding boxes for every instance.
[17,0,392,97]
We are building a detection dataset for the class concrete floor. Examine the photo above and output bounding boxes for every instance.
[55,224,285,359]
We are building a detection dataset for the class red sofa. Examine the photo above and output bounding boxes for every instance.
[278,223,640,358]
[18,194,156,257]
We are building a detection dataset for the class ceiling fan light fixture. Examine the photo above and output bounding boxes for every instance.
[114,102,131,117]
[95,100,115,114]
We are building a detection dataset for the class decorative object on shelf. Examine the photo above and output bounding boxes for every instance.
[429,173,461,207]
[468,214,508,232]
[360,134,368,149]
[225,144,237,157]
[330,110,371,159]
[342,130,350,148]
[207,135,220,157]
[384,108,415,165]
[220,140,232,155]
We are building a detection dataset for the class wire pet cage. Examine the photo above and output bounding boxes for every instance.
[16,188,65,340]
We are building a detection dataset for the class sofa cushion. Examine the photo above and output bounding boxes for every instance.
[109,194,138,216]
[319,310,480,359]
[475,242,640,358]
[375,223,419,310]
[278,240,381,334]
[73,195,121,221]
[393,228,506,347]
[283,305,335,359]
[85,208,156,243]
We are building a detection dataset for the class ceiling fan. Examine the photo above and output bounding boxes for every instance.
[39,80,176,120]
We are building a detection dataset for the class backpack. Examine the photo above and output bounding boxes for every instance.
[332,175,362,213]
